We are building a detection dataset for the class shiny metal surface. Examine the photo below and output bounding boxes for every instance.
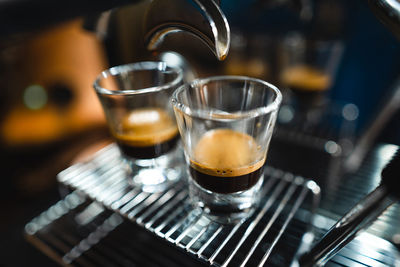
[299,185,397,266]
[304,143,400,266]
[369,0,400,40]
[144,0,230,60]
[84,0,230,61]
[52,144,320,266]
[24,186,400,267]
[24,143,400,266]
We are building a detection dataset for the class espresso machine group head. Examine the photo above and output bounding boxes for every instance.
[0,0,230,61]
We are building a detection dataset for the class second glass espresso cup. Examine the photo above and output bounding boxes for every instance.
[94,61,184,193]
[172,76,282,222]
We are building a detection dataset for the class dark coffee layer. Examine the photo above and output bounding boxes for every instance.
[117,134,179,159]
[190,165,264,194]
[114,107,179,159]
[190,129,265,194]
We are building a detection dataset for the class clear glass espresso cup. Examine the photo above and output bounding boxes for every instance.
[94,61,185,193]
[172,76,282,223]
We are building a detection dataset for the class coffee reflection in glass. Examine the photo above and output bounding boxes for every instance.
[94,62,184,193]
[172,76,282,223]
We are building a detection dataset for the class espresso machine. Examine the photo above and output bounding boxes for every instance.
[1,0,400,266]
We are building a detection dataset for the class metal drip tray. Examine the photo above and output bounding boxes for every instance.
[24,143,400,266]
[36,144,321,266]
[24,192,400,267]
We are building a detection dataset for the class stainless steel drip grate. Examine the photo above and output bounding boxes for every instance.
[54,144,320,266]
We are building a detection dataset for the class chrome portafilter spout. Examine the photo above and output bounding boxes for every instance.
[143,0,230,61]
[85,0,230,61]
[298,149,400,266]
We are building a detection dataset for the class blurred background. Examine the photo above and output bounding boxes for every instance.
[1,0,400,265]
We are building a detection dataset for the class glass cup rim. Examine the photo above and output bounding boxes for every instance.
[171,75,282,120]
[93,61,183,96]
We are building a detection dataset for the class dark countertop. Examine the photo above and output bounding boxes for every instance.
[1,185,60,267]
[0,129,109,266]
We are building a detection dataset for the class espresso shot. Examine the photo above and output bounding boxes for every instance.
[189,165,264,194]
[172,76,281,221]
[114,108,179,159]
[189,129,266,194]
